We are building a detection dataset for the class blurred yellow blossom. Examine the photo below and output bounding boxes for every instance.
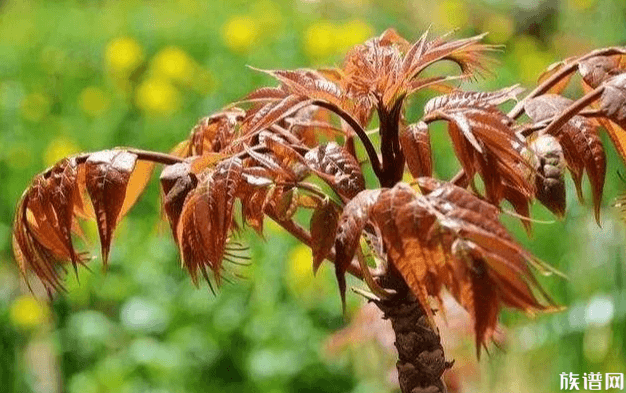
[285,244,317,301]
[289,244,313,283]
[437,0,469,31]
[20,92,50,122]
[152,47,195,84]
[285,244,343,308]
[304,21,336,60]
[9,295,49,330]
[222,16,259,53]
[79,86,110,116]
[105,37,144,74]
[336,20,374,52]
[135,77,180,115]
[482,14,514,43]
[44,136,80,167]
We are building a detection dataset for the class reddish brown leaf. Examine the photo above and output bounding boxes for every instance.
[12,150,153,292]
[526,95,606,223]
[310,201,339,274]
[400,121,433,178]
[176,158,243,286]
[12,159,86,292]
[423,85,524,114]
[334,189,382,309]
[85,150,138,265]
[183,108,245,156]
[537,57,577,94]
[578,55,624,88]
[305,142,366,199]
[527,134,567,218]
[160,162,198,239]
[599,73,626,129]
[424,96,533,204]
[241,188,268,235]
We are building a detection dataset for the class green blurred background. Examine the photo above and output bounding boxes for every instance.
[1,0,626,392]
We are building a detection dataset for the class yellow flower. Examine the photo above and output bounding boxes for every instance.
[289,244,314,286]
[151,47,195,84]
[285,243,337,307]
[336,20,374,53]
[222,16,259,53]
[105,37,144,74]
[79,86,110,116]
[304,21,336,60]
[20,93,50,122]
[44,136,80,167]
[135,77,180,115]
[9,295,48,330]
[482,14,514,43]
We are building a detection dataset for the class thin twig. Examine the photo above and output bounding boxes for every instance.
[74,148,185,166]
[541,86,604,136]
[312,100,382,179]
[266,212,366,280]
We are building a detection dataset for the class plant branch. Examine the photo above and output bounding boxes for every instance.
[266,212,366,280]
[312,100,382,179]
[541,85,604,136]
[73,148,185,166]
[508,47,626,119]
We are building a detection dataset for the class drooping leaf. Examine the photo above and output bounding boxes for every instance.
[160,162,198,239]
[599,73,626,129]
[176,158,243,287]
[12,159,87,292]
[334,189,382,310]
[525,95,606,223]
[578,55,624,88]
[423,91,533,204]
[310,200,340,273]
[84,150,139,265]
[12,149,153,291]
[527,134,567,218]
[241,187,268,235]
[371,180,559,353]
[305,142,366,199]
[400,121,433,178]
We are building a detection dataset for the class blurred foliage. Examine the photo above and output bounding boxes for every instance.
[1,0,626,392]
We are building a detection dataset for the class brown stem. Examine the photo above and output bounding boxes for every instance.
[266,212,365,280]
[269,124,306,145]
[450,170,469,188]
[378,98,407,187]
[541,86,604,136]
[74,148,185,166]
[375,272,452,393]
[312,100,383,179]
[508,47,626,119]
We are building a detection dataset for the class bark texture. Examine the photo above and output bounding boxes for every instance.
[375,280,453,393]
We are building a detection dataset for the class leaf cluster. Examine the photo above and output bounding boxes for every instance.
[12,28,626,353]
